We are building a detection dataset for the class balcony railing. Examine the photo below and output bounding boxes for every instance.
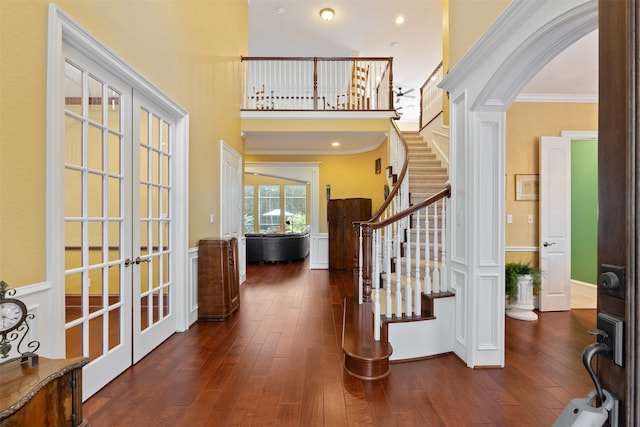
[241,57,394,112]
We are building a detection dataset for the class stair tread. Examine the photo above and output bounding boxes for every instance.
[372,287,454,319]
[342,298,392,359]
[380,313,436,324]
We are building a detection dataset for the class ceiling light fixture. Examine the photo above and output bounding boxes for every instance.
[319,8,335,21]
[395,16,405,25]
[331,141,340,147]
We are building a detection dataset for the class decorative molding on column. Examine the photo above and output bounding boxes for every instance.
[438,0,597,368]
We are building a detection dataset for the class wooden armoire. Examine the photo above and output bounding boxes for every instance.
[197,237,240,320]
[328,198,372,270]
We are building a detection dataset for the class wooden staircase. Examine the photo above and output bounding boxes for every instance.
[404,131,448,199]
[342,131,452,379]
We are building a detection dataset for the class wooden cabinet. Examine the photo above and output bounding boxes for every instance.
[328,198,372,270]
[0,356,90,426]
[198,237,240,320]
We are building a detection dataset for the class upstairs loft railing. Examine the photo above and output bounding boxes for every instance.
[241,57,394,112]
[420,61,444,130]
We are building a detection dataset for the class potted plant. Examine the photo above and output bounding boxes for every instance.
[505,261,541,321]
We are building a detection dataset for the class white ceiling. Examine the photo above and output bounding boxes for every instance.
[246,0,597,154]
[242,129,388,155]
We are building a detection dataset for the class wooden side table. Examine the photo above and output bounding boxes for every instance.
[0,356,90,426]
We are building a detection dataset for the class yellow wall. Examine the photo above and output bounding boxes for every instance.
[442,0,508,125]
[246,142,388,234]
[447,0,509,68]
[0,1,247,286]
[505,102,598,265]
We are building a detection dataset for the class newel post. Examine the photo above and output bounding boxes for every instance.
[361,222,373,303]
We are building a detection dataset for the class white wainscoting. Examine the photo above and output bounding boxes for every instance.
[310,233,329,269]
[10,282,53,358]
[187,247,199,327]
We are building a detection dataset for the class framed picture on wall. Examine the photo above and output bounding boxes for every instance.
[515,174,539,201]
[375,158,381,174]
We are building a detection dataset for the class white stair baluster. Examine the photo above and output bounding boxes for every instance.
[395,220,402,317]
[373,228,379,293]
[433,200,440,294]
[373,229,381,340]
[414,210,422,316]
[385,224,392,318]
[441,198,447,292]
[405,215,412,317]
[424,204,432,294]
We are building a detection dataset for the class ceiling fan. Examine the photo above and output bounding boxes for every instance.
[394,87,416,102]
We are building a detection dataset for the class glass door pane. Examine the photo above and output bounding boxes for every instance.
[62,53,133,399]
[132,92,175,362]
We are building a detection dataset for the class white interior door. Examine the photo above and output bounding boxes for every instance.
[62,47,176,400]
[62,50,134,399]
[221,143,244,280]
[539,135,572,311]
[221,143,242,240]
[132,91,177,362]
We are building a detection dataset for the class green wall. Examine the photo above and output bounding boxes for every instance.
[571,140,598,284]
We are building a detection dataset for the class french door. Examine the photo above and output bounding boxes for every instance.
[62,47,176,400]
[131,91,176,363]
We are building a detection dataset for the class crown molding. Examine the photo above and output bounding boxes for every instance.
[514,93,598,103]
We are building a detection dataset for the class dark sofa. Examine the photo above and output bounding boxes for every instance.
[246,231,310,263]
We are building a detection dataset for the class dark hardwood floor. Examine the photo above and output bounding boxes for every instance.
[84,259,597,426]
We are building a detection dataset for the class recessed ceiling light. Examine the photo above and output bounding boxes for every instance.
[319,8,335,21]
[390,41,398,48]
[395,16,405,25]
[275,6,284,15]
[331,141,340,147]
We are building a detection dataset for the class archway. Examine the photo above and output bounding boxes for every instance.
[440,0,597,367]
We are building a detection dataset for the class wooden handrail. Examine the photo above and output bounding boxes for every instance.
[370,184,451,230]
[420,61,444,93]
[370,120,409,221]
[359,184,451,304]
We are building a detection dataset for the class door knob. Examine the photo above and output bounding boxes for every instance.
[543,241,556,247]
[124,258,133,267]
[135,256,150,264]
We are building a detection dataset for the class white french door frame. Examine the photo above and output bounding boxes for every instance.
[46,5,190,365]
